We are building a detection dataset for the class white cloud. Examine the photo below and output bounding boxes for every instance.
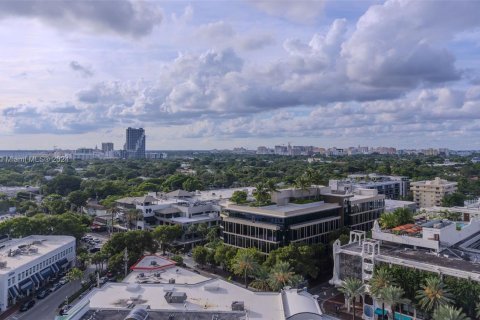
[249,0,326,23]
[2,0,480,149]
[0,0,162,38]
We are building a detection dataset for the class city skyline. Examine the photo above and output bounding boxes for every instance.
[1,0,480,150]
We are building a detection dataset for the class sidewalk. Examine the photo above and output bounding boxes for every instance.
[322,293,364,320]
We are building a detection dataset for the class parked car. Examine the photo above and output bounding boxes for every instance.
[59,277,69,285]
[89,247,101,253]
[51,282,62,292]
[19,300,35,312]
[36,290,50,299]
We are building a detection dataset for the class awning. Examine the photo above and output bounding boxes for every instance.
[19,278,33,292]
[395,314,412,320]
[12,286,21,297]
[31,274,40,286]
[56,258,69,269]
[40,266,53,278]
[8,287,18,299]
[375,308,389,316]
[51,263,59,273]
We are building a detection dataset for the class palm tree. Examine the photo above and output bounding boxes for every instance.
[416,277,453,314]
[250,266,271,291]
[432,305,470,320]
[379,212,398,229]
[476,299,480,319]
[253,182,270,205]
[381,286,410,320]
[339,277,365,320]
[107,204,120,236]
[370,267,395,319]
[125,209,142,230]
[268,261,296,291]
[476,296,480,319]
[266,179,278,193]
[77,252,91,270]
[66,267,84,291]
[294,175,311,198]
[232,249,260,288]
[305,168,322,199]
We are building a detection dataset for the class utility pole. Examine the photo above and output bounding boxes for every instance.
[123,247,128,277]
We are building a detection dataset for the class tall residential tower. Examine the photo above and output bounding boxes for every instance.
[124,127,145,159]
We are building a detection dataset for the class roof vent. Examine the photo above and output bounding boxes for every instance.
[125,307,149,320]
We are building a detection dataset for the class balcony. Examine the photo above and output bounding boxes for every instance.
[363,262,374,272]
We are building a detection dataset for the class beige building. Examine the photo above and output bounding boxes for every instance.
[410,177,457,208]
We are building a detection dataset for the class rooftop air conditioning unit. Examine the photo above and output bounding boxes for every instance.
[169,278,175,284]
[0,261,7,268]
[164,291,187,304]
[231,301,245,311]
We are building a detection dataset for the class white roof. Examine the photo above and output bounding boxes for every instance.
[0,235,75,274]
[88,280,284,320]
[283,288,323,319]
[66,258,324,320]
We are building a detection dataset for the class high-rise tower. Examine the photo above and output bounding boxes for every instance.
[124,127,145,159]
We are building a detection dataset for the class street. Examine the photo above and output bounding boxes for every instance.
[4,263,97,320]
[5,280,78,320]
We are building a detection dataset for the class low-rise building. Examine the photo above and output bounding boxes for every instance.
[55,255,325,320]
[410,177,457,208]
[221,186,385,253]
[115,188,255,249]
[384,199,417,213]
[330,174,410,200]
[0,235,75,312]
[330,217,480,320]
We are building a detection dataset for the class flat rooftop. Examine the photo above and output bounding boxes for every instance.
[130,255,176,272]
[64,255,324,320]
[79,309,243,320]
[225,202,340,218]
[170,215,217,224]
[0,235,75,274]
[126,265,209,285]
[340,241,480,278]
[385,199,416,208]
[87,280,283,319]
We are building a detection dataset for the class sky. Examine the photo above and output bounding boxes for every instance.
[1,0,480,150]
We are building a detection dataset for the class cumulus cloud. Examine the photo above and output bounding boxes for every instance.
[196,21,235,41]
[69,61,94,78]
[238,34,276,51]
[249,0,326,23]
[341,0,480,87]
[0,0,162,38]
[3,0,480,145]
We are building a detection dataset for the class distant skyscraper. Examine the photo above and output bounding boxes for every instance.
[124,127,145,159]
[101,142,114,153]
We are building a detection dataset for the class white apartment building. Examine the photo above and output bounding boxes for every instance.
[410,177,458,208]
[330,217,480,320]
[0,235,76,311]
[115,188,255,248]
